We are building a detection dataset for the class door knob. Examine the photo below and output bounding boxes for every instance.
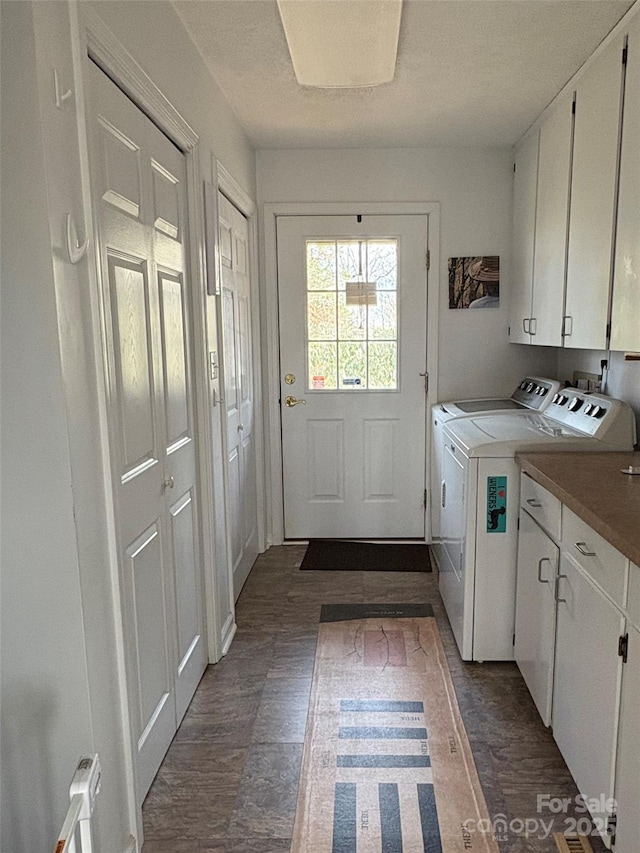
[285,395,306,407]
[163,475,175,490]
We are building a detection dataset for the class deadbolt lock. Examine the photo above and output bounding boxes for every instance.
[284,373,295,385]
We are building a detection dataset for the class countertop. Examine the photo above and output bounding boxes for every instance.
[515,451,640,567]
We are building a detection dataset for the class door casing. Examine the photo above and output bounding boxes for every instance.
[263,202,440,545]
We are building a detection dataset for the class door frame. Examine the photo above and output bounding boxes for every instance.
[215,160,267,591]
[69,5,226,838]
[263,202,440,545]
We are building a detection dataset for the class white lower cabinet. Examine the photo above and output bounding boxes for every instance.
[613,621,640,851]
[553,554,625,839]
[515,472,639,847]
[514,509,559,725]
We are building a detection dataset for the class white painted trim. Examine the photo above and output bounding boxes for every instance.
[216,160,268,557]
[217,162,256,217]
[221,617,238,656]
[515,0,640,147]
[263,201,440,545]
[83,7,197,150]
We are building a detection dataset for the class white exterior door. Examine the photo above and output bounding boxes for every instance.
[89,62,206,799]
[218,191,259,596]
[277,214,428,539]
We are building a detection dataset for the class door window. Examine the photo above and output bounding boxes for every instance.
[305,239,398,390]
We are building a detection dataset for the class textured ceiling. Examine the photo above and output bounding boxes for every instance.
[172,0,634,148]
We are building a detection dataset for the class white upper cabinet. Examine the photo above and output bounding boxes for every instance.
[530,92,574,347]
[611,14,640,352]
[564,34,626,350]
[509,127,539,344]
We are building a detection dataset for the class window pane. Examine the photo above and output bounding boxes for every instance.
[338,292,367,340]
[307,292,337,340]
[368,292,397,340]
[337,241,363,291]
[368,342,397,389]
[368,240,397,290]
[306,242,336,290]
[338,342,367,389]
[308,342,337,389]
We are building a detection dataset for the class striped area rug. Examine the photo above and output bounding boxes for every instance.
[291,604,499,852]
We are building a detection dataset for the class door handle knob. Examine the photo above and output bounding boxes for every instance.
[285,396,306,407]
[163,475,175,490]
[238,423,244,431]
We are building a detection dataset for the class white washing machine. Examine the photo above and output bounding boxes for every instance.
[435,390,636,662]
[430,377,561,540]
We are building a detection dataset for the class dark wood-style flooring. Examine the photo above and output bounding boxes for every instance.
[141,545,606,852]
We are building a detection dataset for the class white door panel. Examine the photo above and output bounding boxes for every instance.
[531,92,573,347]
[277,215,428,539]
[514,511,559,726]
[510,128,538,344]
[90,62,206,800]
[218,192,259,596]
[564,35,625,349]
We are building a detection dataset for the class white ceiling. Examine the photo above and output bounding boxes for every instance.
[172,0,634,148]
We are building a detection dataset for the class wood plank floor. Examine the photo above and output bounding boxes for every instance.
[141,545,606,853]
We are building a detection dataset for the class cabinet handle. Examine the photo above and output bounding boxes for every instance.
[562,315,573,337]
[530,317,537,336]
[526,498,542,508]
[441,481,446,508]
[522,318,530,334]
[574,542,597,557]
[555,573,568,603]
[537,557,552,585]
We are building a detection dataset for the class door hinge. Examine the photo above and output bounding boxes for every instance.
[423,489,428,509]
[513,162,516,173]
[607,812,617,844]
[606,322,611,342]
[571,97,576,115]
[618,633,629,663]
[517,516,520,531]
[426,249,431,270]
[622,44,628,65]
[512,632,516,646]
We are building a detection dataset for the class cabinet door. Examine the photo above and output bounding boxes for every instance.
[613,626,640,853]
[611,14,640,352]
[564,35,626,350]
[510,128,538,344]
[514,511,559,726]
[553,555,624,833]
[531,92,574,347]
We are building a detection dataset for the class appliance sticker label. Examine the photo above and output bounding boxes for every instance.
[486,476,507,533]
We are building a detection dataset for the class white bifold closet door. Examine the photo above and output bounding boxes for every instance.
[89,61,206,800]
[217,191,259,598]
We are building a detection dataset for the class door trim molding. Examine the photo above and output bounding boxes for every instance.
[263,202,440,545]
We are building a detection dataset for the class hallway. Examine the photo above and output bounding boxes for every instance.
[141,547,604,852]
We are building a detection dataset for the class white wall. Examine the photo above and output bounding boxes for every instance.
[558,349,640,445]
[256,147,558,402]
[0,4,95,849]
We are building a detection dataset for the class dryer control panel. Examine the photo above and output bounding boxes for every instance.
[547,390,635,444]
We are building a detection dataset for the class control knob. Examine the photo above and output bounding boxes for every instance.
[568,397,583,412]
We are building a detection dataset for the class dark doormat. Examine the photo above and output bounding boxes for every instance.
[300,540,432,573]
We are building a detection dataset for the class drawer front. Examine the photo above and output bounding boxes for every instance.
[520,473,561,541]
[627,564,640,629]
[562,506,627,607]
